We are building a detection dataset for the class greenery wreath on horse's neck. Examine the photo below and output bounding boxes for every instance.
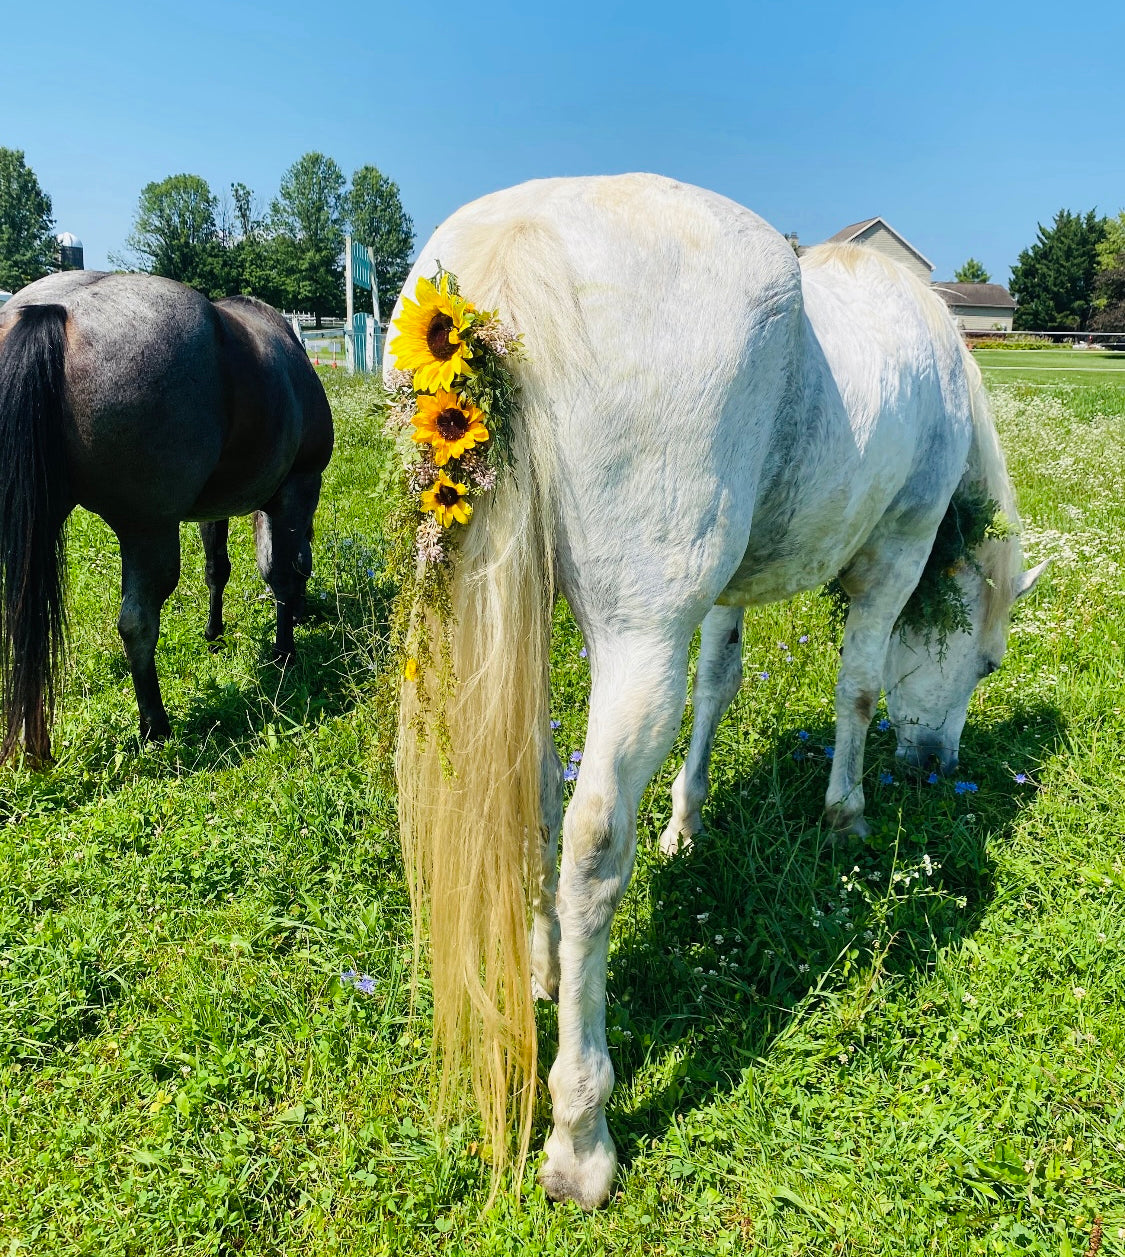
[824,485,1014,658]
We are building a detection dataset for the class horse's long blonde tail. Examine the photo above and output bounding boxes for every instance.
[396,217,572,1187]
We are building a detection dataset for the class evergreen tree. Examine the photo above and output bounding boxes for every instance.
[347,165,415,318]
[1010,210,1106,332]
[953,258,990,284]
[0,148,56,291]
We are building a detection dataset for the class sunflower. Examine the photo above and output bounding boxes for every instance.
[420,472,472,528]
[390,275,477,392]
[411,390,490,465]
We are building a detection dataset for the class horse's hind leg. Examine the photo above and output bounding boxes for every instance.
[199,520,230,647]
[660,604,745,856]
[116,528,181,742]
[541,629,690,1210]
[253,472,321,664]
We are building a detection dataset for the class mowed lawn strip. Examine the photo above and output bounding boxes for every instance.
[0,364,1123,1255]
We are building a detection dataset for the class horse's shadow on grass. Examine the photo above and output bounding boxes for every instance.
[538,701,1067,1169]
[42,594,392,799]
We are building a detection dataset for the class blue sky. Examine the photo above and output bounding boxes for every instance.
[5,0,1122,284]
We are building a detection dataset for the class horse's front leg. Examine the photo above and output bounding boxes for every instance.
[117,527,181,742]
[253,471,321,664]
[825,558,927,834]
[661,604,745,855]
[541,631,689,1210]
[199,519,231,646]
[531,738,563,1003]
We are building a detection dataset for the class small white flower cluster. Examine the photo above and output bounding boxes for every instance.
[472,314,520,356]
[416,516,444,564]
[458,450,498,492]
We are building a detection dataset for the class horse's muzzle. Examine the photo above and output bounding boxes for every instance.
[895,741,958,776]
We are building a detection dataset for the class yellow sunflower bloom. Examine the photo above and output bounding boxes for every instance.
[420,472,472,528]
[411,390,490,466]
[390,275,477,392]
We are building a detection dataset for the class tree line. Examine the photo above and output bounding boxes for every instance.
[1007,209,1124,333]
[0,148,415,326]
[953,211,1125,333]
[2,146,1123,331]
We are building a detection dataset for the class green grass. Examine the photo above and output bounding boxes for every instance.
[975,348,1125,384]
[2,365,1125,1255]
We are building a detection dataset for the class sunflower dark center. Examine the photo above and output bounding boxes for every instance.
[435,483,462,507]
[426,313,457,361]
[436,407,470,441]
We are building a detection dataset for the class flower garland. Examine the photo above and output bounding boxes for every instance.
[378,269,523,710]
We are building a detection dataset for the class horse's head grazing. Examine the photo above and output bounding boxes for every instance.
[882,545,1048,775]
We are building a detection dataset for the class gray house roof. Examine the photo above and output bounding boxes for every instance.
[932,283,1016,310]
[826,216,936,272]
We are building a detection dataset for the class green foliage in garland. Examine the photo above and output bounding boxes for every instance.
[823,485,1013,654]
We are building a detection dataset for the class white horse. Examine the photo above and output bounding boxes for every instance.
[389,174,1045,1209]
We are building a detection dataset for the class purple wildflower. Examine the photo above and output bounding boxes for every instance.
[758,671,770,681]
[797,730,810,741]
[793,750,806,761]
[579,646,588,659]
[356,976,377,995]
[798,634,809,644]
[563,765,579,783]
[1015,772,1028,784]
[953,781,979,795]
[926,772,939,785]
[824,746,835,760]
[569,750,582,763]
[778,642,788,651]
[877,718,890,732]
[879,771,894,785]
[341,969,358,984]
[550,719,561,730]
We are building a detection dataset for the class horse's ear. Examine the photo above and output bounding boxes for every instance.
[1014,559,1050,601]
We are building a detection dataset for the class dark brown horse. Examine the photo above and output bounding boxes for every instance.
[0,271,333,764]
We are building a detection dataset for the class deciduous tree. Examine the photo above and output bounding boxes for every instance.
[124,173,224,295]
[0,148,55,291]
[1010,209,1106,332]
[270,153,346,326]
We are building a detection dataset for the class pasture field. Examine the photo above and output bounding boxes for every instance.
[1,361,1124,1255]
[975,348,1125,385]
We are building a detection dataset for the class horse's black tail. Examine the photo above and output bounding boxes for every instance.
[0,304,71,764]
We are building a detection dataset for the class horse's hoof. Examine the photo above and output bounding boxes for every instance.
[532,973,559,1004]
[824,805,869,838]
[658,822,695,857]
[539,1129,616,1211]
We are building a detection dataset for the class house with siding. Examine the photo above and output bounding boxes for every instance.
[825,217,935,284]
[804,217,1018,331]
[930,282,1016,332]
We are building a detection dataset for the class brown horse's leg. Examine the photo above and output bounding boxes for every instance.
[199,520,231,648]
[253,472,322,665]
[116,528,181,741]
